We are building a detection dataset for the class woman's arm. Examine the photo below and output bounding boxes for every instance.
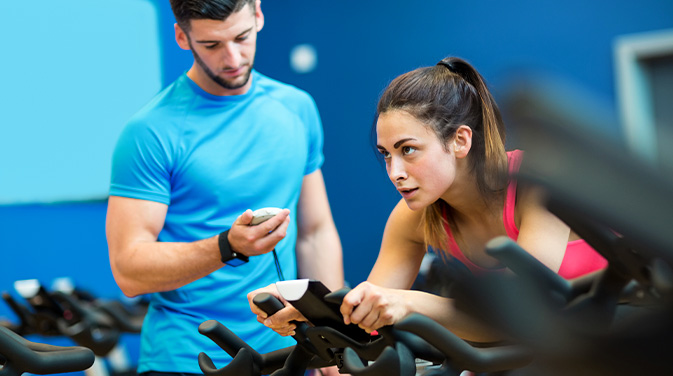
[367,199,427,288]
[341,200,503,343]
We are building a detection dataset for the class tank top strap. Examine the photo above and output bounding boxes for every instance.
[442,205,503,274]
[503,150,524,239]
[440,150,523,274]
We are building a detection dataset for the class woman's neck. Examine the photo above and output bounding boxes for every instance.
[441,173,502,225]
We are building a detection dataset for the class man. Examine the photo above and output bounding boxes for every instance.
[105,0,344,375]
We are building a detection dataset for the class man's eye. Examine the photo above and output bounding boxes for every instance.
[205,43,218,49]
[402,146,416,155]
[236,33,250,42]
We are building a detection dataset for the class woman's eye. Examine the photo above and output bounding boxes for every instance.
[379,149,390,159]
[402,146,416,155]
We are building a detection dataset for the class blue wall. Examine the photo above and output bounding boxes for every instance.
[2,0,672,328]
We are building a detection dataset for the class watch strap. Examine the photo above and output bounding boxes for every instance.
[218,230,249,266]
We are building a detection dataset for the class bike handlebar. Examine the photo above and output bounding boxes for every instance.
[396,314,533,373]
[197,294,332,376]
[197,284,539,376]
[0,326,94,376]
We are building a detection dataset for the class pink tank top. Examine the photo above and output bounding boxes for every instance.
[443,150,607,279]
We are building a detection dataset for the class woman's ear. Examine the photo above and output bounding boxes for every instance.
[452,125,472,158]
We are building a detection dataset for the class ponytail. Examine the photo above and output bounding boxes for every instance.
[437,57,508,192]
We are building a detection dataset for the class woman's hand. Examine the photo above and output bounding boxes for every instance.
[311,366,348,376]
[340,281,411,333]
[247,284,307,336]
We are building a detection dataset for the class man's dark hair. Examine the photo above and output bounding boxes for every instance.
[169,0,255,33]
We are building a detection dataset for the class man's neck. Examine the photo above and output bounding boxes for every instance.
[186,65,253,96]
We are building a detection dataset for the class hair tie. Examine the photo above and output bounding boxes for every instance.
[437,60,457,73]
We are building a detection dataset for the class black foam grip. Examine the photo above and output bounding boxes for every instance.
[486,236,571,299]
[252,293,285,316]
[0,326,95,376]
[323,287,350,305]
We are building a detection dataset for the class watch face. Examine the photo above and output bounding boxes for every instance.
[225,257,248,267]
[225,252,249,267]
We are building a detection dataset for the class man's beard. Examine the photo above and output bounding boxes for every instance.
[191,48,253,91]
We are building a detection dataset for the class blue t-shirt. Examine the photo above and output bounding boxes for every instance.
[109,71,324,373]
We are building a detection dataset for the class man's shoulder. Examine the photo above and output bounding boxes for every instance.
[254,71,315,106]
[126,76,191,130]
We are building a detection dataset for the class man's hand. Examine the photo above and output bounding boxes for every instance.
[247,283,307,336]
[228,209,291,257]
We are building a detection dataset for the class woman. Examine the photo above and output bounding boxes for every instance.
[252,56,606,343]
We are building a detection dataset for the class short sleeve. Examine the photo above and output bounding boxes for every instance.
[299,93,324,175]
[109,119,172,205]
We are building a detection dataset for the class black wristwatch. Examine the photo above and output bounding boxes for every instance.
[218,230,249,266]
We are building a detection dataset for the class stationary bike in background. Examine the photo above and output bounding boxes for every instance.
[484,78,673,375]
[1,277,147,376]
[0,323,95,376]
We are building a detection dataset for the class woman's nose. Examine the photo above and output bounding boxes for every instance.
[389,158,407,181]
